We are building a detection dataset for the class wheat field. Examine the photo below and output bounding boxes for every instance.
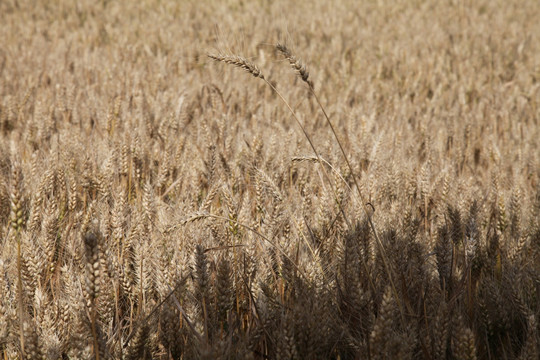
[1,0,539,359]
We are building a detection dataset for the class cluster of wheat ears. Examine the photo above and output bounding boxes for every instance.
[1,0,539,359]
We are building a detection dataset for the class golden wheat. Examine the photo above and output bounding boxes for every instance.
[0,0,539,359]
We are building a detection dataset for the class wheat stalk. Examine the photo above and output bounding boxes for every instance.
[276,42,404,324]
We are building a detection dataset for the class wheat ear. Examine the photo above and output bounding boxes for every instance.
[207,54,264,79]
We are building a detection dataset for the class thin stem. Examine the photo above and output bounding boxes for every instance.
[276,42,405,323]
[307,83,406,324]
[262,78,352,229]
